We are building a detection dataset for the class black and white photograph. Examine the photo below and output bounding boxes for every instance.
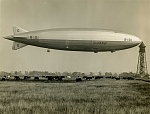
[0,0,150,114]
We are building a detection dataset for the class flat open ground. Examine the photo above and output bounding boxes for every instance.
[0,79,149,114]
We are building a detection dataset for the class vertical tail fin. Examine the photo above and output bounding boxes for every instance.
[13,26,28,35]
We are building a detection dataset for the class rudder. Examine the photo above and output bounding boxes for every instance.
[13,26,28,35]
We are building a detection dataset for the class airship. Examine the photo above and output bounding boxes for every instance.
[3,26,142,53]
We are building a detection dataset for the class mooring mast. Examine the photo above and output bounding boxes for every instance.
[136,42,148,77]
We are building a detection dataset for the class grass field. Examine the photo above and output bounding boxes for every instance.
[0,79,149,114]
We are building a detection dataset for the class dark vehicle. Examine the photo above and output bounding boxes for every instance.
[106,76,111,78]
[122,77,128,79]
[115,77,120,80]
[82,76,87,79]
[111,76,116,79]
[14,76,20,80]
[2,76,6,81]
[46,76,54,80]
[34,77,39,80]
[55,76,65,81]
[76,76,82,82]
[42,76,46,78]
[24,76,31,80]
[86,77,93,80]
[127,77,134,80]
[95,76,103,80]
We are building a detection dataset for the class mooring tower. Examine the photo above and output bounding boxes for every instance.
[136,42,148,77]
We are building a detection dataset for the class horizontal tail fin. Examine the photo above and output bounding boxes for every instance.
[12,42,27,50]
[13,26,28,35]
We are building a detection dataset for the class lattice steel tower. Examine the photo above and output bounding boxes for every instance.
[136,42,148,77]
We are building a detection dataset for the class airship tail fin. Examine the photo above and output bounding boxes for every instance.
[12,26,28,50]
[12,42,27,50]
[13,26,28,35]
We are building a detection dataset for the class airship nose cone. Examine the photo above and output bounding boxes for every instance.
[137,38,142,45]
[137,37,142,42]
[133,36,142,45]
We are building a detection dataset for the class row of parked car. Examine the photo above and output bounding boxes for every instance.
[76,76,104,82]
[105,76,134,80]
[76,76,135,82]
[1,75,134,81]
[1,75,66,81]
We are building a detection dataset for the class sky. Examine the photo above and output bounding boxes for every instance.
[0,0,150,74]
